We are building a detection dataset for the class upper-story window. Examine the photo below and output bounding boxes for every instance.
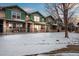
[12,10,21,19]
[48,18,51,22]
[12,11,16,18]
[42,18,45,22]
[34,16,40,22]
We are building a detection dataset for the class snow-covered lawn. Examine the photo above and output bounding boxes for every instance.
[0,32,79,56]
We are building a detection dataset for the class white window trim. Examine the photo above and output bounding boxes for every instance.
[34,16,40,22]
[11,10,21,20]
[34,25,41,31]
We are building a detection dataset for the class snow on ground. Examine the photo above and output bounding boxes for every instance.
[37,53,79,56]
[0,32,79,56]
[51,53,79,56]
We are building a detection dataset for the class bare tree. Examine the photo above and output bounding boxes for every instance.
[62,3,69,38]
[45,3,79,38]
[62,3,79,38]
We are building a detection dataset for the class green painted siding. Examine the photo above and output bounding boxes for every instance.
[30,15,34,21]
[5,9,11,19]
[5,8,26,21]
[21,11,26,20]
[42,18,44,22]
[40,16,42,22]
[40,16,45,22]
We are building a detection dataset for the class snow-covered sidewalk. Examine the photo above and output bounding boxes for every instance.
[37,53,79,56]
[0,32,79,56]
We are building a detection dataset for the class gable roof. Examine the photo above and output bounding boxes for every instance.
[29,11,45,18]
[46,15,54,20]
[0,5,27,14]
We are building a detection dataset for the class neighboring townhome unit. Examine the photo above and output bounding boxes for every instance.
[46,16,58,32]
[26,12,46,32]
[0,5,27,33]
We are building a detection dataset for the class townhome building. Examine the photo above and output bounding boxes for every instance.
[0,5,47,33]
[26,12,47,32]
[69,16,79,32]
[46,15,64,32]
[46,15,58,32]
[0,5,27,33]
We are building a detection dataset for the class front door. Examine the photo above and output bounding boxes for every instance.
[27,23,31,32]
[13,23,16,32]
[0,20,3,33]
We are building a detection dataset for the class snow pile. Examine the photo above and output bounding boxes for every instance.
[0,32,79,56]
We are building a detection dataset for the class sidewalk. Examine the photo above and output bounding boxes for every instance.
[0,32,27,35]
[0,32,51,35]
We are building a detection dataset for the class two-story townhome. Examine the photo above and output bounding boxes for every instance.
[0,5,27,33]
[46,15,58,32]
[46,15,64,32]
[69,16,79,32]
[26,12,47,32]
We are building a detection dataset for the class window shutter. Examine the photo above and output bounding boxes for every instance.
[5,9,11,19]
[30,15,34,21]
[21,11,26,20]
[40,16,42,22]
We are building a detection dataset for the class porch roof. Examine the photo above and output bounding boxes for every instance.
[34,21,46,25]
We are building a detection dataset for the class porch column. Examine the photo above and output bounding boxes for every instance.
[3,20,7,33]
[25,15,29,32]
[45,24,47,32]
[25,21,28,32]
[30,23,34,32]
